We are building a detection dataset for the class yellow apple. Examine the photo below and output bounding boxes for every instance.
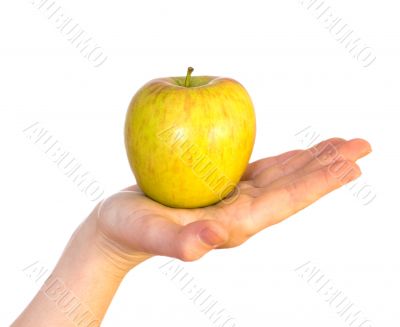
[124,68,256,208]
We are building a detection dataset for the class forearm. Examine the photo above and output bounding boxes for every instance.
[12,215,148,327]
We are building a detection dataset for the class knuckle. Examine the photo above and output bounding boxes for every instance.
[326,137,345,144]
[278,160,292,175]
[322,166,333,186]
[327,160,358,185]
[284,181,301,202]
[236,216,256,239]
[338,161,360,184]
[317,144,340,164]
[176,245,199,262]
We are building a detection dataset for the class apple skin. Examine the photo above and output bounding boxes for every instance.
[124,74,256,208]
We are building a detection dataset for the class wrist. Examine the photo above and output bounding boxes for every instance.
[55,213,151,281]
[13,210,152,327]
[45,214,151,324]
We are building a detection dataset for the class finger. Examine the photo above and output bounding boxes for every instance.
[302,138,371,172]
[241,150,303,181]
[266,138,371,190]
[253,138,345,187]
[122,215,228,262]
[251,160,361,229]
[122,185,142,192]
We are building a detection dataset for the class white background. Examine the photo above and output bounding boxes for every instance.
[1,0,399,326]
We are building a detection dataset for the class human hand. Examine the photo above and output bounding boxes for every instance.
[11,137,371,327]
[91,137,371,272]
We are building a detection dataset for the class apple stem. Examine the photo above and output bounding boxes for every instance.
[184,67,194,87]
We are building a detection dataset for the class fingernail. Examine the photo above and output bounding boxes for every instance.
[198,228,225,247]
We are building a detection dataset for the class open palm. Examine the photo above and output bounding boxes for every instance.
[94,137,371,265]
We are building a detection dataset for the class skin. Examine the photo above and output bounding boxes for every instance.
[12,137,371,326]
[125,73,256,208]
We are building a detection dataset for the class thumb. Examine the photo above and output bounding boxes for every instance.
[129,216,229,262]
[172,219,229,261]
[96,190,228,262]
